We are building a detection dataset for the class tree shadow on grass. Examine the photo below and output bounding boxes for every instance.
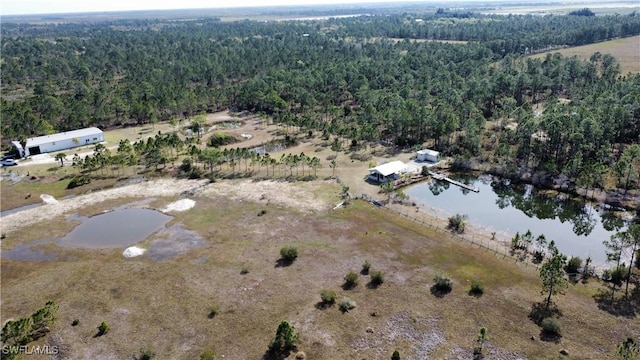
[274,258,294,268]
[593,287,638,318]
[341,282,357,291]
[261,348,294,360]
[314,301,335,310]
[430,285,452,298]
[539,330,562,344]
[528,301,562,326]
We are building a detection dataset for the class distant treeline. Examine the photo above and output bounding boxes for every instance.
[1,11,640,189]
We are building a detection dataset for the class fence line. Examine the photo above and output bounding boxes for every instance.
[354,194,540,270]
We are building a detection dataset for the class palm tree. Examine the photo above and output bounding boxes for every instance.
[54,153,67,167]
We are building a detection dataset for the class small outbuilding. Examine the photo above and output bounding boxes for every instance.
[368,160,415,183]
[12,127,104,158]
[416,149,440,163]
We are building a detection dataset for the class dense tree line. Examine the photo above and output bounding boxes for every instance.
[2,11,639,190]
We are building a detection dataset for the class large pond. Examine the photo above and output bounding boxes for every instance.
[405,175,630,265]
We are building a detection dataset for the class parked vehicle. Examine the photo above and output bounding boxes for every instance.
[1,159,18,166]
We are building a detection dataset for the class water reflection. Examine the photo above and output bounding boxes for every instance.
[491,182,597,237]
[406,175,630,264]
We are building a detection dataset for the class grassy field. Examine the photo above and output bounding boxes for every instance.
[529,35,640,75]
[1,182,638,359]
[1,111,638,359]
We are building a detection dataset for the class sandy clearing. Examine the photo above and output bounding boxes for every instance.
[198,179,332,214]
[0,178,332,235]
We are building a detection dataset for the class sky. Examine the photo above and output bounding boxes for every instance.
[2,0,419,16]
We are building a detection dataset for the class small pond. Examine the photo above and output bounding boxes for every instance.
[57,206,172,249]
[405,175,631,265]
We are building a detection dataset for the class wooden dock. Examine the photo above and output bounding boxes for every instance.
[428,171,479,193]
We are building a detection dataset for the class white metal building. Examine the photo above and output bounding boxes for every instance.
[416,149,440,163]
[12,127,104,158]
[368,160,417,183]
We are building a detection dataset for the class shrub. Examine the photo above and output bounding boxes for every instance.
[344,272,359,289]
[433,274,453,293]
[280,245,298,263]
[139,348,155,360]
[320,290,337,305]
[97,321,109,336]
[565,256,582,274]
[67,175,91,189]
[339,297,357,313]
[208,304,220,318]
[71,319,79,326]
[257,209,267,216]
[361,260,371,274]
[1,301,58,346]
[469,281,484,297]
[240,266,250,275]
[370,270,385,287]
[541,317,562,337]
[207,132,239,147]
[604,264,627,285]
[447,214,466,233]
[179,158,192,172]
[268,320,298,354]
[188,167,203,179]
[200,349,217,360]
[392,350,401,360]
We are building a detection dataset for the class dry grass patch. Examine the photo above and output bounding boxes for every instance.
[529,35,640,74]
[1,190,638,359]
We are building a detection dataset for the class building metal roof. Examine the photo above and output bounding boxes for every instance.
[26,127,103,148]
[369,160,409,177]
[417,149,439,156]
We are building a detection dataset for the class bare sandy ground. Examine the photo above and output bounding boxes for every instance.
[0,178,333,235]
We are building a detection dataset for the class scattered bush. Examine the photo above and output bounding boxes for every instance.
[361,260,371,274]
[565,256,582,274]
[97,321,110,336]
[268,320,298,354]
[447,214,466,233]
[279,245,298,263]
[71,319,79,326]
[207,132,239,147]
[1,301,58,346]
[188,167,203,179]
[541,317,562,337]
[604,264,627,286]
[67,175,91,189]
[139,348,155,360]
[200,349,217,360]
[344,272,359,289]
[179,158,193,172]
[320,290,337,305]
[433,274,453,293]
[391,350,401,360]
[339,297,357,313]
[469,281,485,297]
[370,270,385,287]
[208,304,220,318]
